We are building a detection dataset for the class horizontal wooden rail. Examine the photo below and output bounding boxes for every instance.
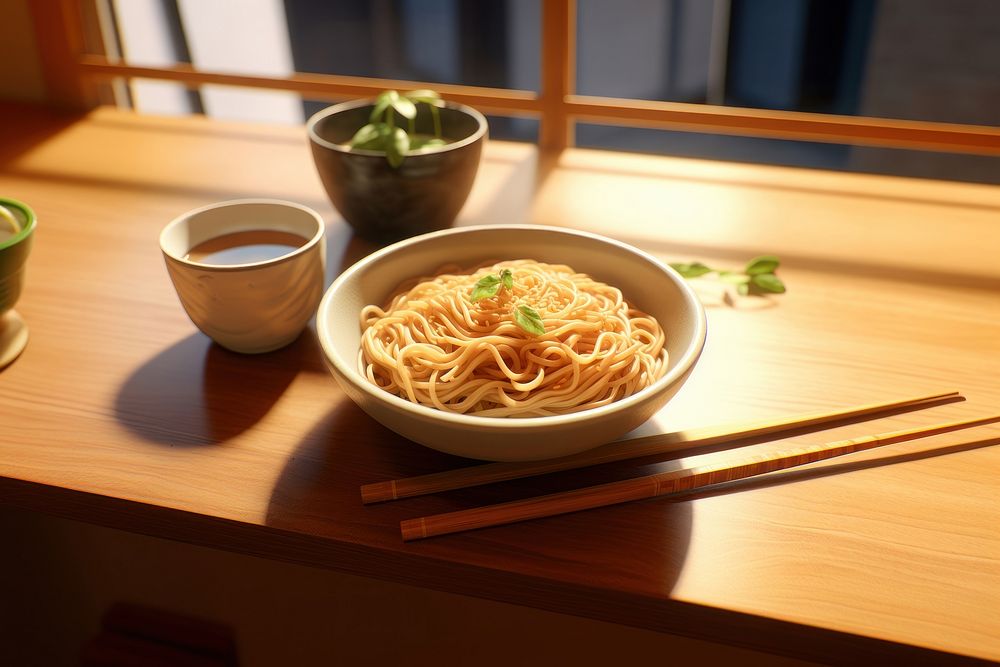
[78,56,1000,156]
[77,57,542,115]
[566,95,1000,156]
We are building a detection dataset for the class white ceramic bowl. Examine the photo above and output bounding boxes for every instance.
[316,225,707,461]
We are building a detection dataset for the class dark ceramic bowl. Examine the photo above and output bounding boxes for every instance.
[307,99,488,244]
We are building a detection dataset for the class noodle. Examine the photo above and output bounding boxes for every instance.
[359,260,667,417]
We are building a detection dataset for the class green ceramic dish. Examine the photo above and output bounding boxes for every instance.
[0,197,36,314]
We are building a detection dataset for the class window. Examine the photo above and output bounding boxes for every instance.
[35,0,1000,183]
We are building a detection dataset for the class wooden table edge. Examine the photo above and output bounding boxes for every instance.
[2,476,992,666]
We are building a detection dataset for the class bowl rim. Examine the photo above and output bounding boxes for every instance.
[306,98,488,157]
[316,224,707,429]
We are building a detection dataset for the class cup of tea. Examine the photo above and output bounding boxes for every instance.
[159,199,326,354]
[0,197,35,368]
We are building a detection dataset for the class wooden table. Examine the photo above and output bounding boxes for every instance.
[1,102,999,665]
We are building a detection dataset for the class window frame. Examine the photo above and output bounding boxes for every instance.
[30,0,1000,156]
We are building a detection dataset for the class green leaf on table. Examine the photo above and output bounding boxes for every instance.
[669,262,712,279]
[749,273,786,294]
[514,305,545,336]
[745,255,781,275]
[470,274,502,302]
[718,271,751,285]
[670,253,786,300]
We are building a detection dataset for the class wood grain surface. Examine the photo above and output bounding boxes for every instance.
[361,390,962,502]
[400,414,1000,540]
[1,103,999,665]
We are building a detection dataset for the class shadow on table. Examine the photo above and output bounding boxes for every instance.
[262,359,969,595]
[264,401,694,595]
[0,104,85,165]
[327,232,379,284]
[114,330,323,446]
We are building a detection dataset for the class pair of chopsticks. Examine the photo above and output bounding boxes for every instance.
[361,390,1000,541]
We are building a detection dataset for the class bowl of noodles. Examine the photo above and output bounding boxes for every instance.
[316,225,707,462]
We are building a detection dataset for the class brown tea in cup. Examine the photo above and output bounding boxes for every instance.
[184,229,309,265]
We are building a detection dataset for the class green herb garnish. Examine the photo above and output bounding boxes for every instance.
[468,269,544,335]
[470,274,501,302]
[470,269,513,302]
[670,255,786,296]
[500,268,513,290]
[514,305,545,335]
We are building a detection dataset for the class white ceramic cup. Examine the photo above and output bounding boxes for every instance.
[160,199,326,354]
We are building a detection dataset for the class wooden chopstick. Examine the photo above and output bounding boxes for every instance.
[400,412,1000,541]
[362,390,961,503]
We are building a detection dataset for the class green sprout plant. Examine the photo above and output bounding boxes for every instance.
[347,89,447,167]
[670,255,786,297]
